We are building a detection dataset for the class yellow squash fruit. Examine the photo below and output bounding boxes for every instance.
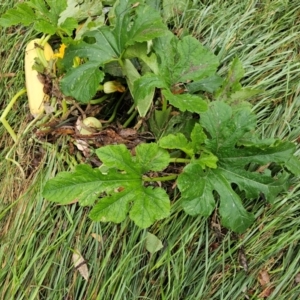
[25,39,53,117]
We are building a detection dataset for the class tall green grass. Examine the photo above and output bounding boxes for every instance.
[1,0,300,299]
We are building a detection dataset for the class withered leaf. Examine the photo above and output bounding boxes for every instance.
[72,250,89,281]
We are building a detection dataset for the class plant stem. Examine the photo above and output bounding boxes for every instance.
[169,158,190,163]
[123,110,137,128]
[89,95,108,104]
[142,174,178,182]
[61,98,68,116]
[105,92,126,124]
[127,103,135,115]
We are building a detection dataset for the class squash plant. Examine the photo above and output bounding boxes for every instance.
[1,0,300,233]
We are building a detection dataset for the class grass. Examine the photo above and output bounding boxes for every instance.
[1,0,300,299]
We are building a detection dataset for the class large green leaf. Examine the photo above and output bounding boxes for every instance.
[112,0,168,50]
[135,143,170,172]
[0,0,76,35]
[89,189,135,223]
[162,89,208,114]
[177,163,215,217]
[60,62,105,103]
[159,133,194,157]
[44,144,171,228]
[153,33,219,86]
[177,163,255,233]
[130,186,170,228]
[96,144,141,174]
[175,101,298,232]
[89,184,171,228]
[42,164,137,206]
[62,28,119,68]
[0,3,35,27]
[199,101,293,202]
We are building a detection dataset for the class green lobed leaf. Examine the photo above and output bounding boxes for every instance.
[176,101,298,232]
[0,0,76,35]
[90,144,170,228]
[200,101,256,154]
[42,164,137,206]
[33,19,57,35]
[219,167,289,203]
[211,168,255,233]
[220,142,297,168]
[62,28,119,69]
[177,164,215,217]
[153,33,219,86]
[200,101,294,202]
[130,186,170,228]
[135,143,170,173]
[60,62,104,103]
[192,152,218,169]
[159,133,194,157]
[89,189,135,224]
[186,75,224,94]
[111,0,136,50]
[60,27,121,101]
[177,163,255,233]
[58,17,78,36]
[162,89,208,114]
[0,3,35,27]
[125,4,168,46]
[112,0,168,51]
[0,0,78,36]
[90,183,171,229]
[96,144,141,175]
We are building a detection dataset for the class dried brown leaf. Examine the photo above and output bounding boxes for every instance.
[258,270,273,298]
[72,250,89,281]
[258,270,270,286]
[258,287,273,298]
[91,233,102,243]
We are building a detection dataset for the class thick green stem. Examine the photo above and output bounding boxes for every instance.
[36,34,52,68]
[123,110,137,128]
[89,95,108,104]
[169,158,190,163]
[142,174,177,182]
[61,98,68,116]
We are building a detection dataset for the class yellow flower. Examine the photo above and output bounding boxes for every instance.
[103,81,126,93]
[53,43,66,59]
